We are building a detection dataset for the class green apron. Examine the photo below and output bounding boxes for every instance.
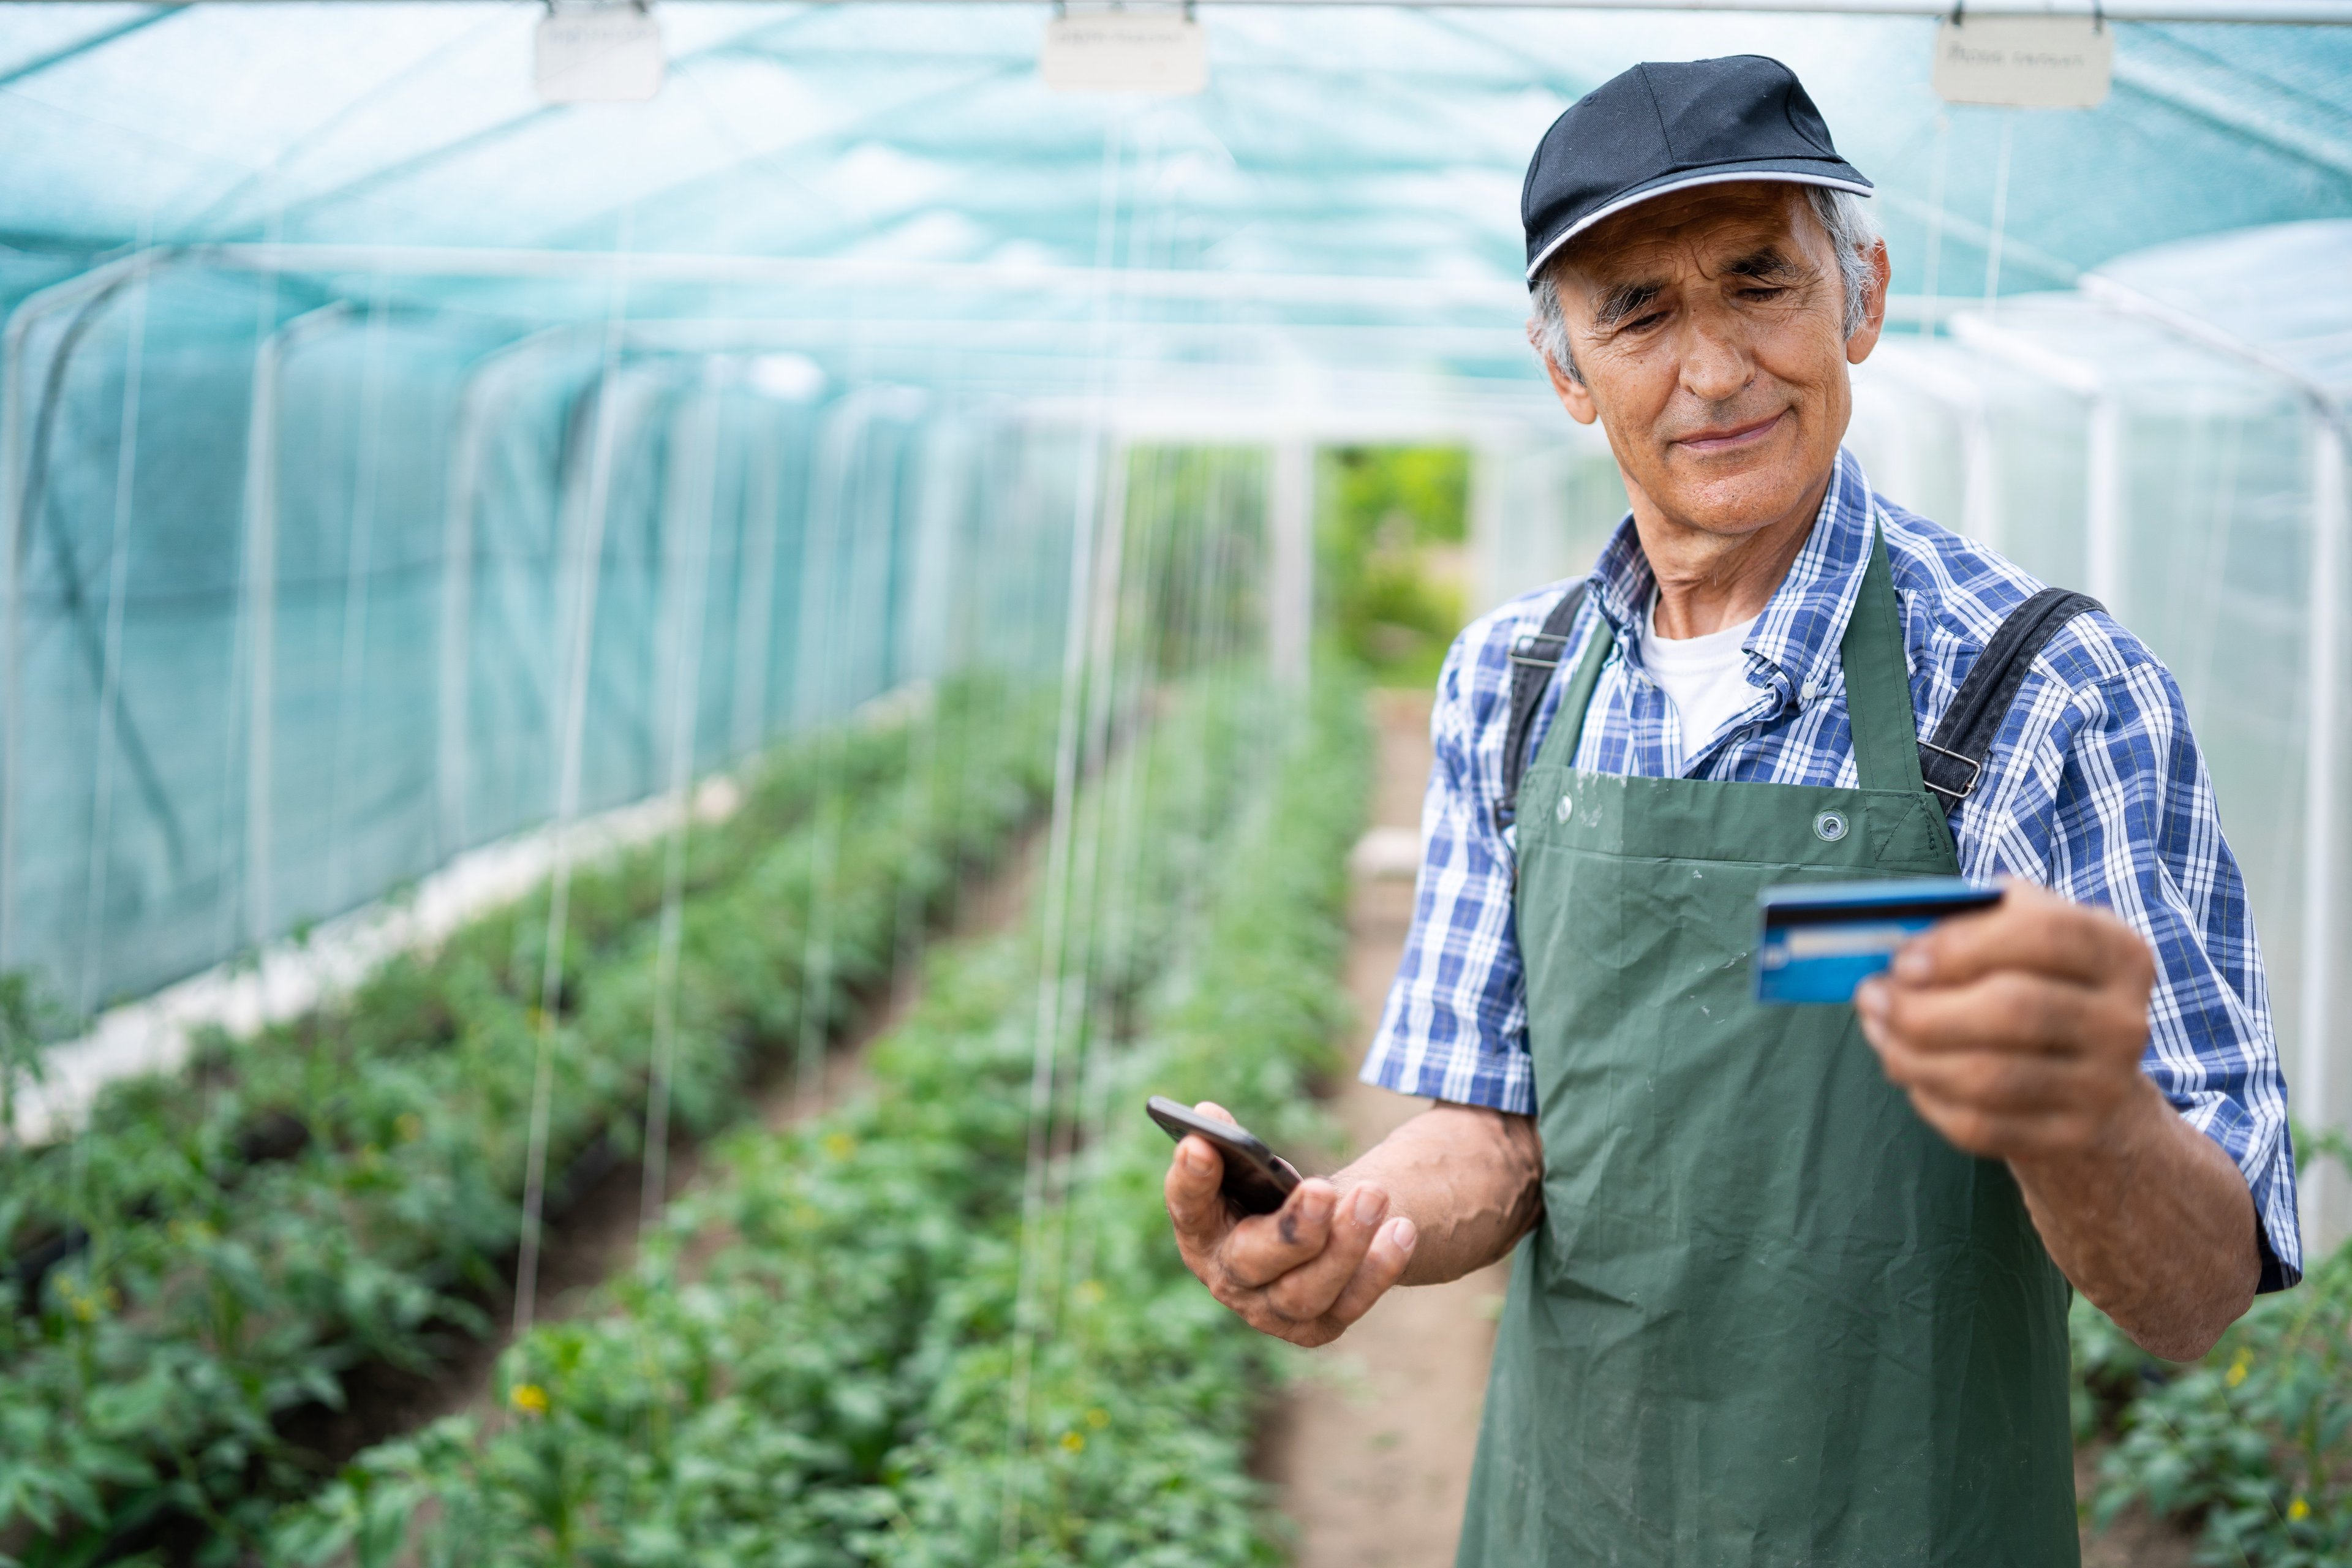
[1457,530,2077,1567]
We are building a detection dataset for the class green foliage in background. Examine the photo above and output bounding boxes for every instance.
[1321,446,1469,687]
[0,679,1057,1564]
[1121,447,1268,683]
[2077,1135,2352,1565]
[273,674,1368,1567]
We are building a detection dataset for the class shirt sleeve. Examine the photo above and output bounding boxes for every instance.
[1958,617,2304,1290]
[1358,622,1537,1114]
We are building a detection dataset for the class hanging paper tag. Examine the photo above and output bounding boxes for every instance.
[1041,12,1209,96]
[536,5,666,105]
[1932,15,2112,108]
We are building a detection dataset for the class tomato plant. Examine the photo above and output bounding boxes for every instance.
[0,678,1058,1562]
[272,675,1368,1567]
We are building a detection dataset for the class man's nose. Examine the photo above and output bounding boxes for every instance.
[1675,312,1754,405]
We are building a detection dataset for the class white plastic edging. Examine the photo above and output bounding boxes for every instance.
[8,772,745,1147]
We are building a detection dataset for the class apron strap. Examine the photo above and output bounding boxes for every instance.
[1537,514,1933,799]
[1540,605,1616,771]
[1838,518,1931,796]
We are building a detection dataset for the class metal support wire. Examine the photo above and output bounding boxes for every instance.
[60,0,2352,18]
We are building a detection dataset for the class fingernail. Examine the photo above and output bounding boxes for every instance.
[1351,1186,1388,1226]
[1855,978,1886,1019]
[1302,1185,1335,1222]
[1183,1142,1212,1171]
[1389,1216,1418,1253]
[1893,943,1931,981]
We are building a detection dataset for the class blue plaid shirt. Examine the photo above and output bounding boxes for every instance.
[1363,448,2302,1288]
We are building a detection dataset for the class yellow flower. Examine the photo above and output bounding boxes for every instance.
[1060,1430,1086,1453]
[2290,1497,2311,1523]
[821,1132,856,1159]
[1085,1407,1109,1430]
[510,1382,550,1415]
[2226,1349,2252,1389]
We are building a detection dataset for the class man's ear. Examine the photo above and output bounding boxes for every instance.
[1528,322,1600,426]
[1845,238,1892,366]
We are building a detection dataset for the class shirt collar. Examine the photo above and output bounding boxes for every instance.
[1584,446,1879,710]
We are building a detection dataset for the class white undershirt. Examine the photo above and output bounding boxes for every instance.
[1644,596,1762,771]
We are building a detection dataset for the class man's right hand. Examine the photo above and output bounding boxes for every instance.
[1163,1101,1419,1348]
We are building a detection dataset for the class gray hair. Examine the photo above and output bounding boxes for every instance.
[1529,184,1880,385]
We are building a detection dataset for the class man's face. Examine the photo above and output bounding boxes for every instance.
[1540,183,1887,541]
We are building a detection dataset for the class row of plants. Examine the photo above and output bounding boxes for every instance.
[271,673,1368,1566]
[0,677,1060,1563]
[2074,1139,2352,1566]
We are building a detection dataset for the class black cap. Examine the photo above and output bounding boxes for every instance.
[1523,56,1871,284]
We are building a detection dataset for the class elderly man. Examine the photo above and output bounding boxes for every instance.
[1163,55,2299,1565]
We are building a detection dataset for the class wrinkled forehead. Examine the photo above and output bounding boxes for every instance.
[1555,180,1819,290]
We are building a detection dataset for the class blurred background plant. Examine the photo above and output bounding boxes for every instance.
[1319,447,1471,687]
[2077,1131,2352,1566]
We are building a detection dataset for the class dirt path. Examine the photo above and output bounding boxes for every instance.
[1267,689,1508,1568]
[1273,690,2191,1567]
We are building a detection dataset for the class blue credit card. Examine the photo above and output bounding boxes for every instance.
[1754,878,2002,1004]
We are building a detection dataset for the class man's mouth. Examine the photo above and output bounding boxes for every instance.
[1673,411,1787,454]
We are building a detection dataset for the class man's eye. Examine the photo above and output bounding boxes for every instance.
[1740,287,1786,301]
[1624,311,1667,332]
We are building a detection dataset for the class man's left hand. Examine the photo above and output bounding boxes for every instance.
[1856,878,2160,1162]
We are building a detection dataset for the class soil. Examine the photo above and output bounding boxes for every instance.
[1265,688,1510,1568]
[1271,690,2202,1567]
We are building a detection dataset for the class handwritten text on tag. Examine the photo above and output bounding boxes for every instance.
[1932,15,2113,108]
[536,6,666,105]
[1041,13,1210,96]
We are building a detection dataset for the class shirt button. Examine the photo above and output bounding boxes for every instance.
[1800,680,1821,707]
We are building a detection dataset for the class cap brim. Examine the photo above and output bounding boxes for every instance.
[1525,166,1875,284]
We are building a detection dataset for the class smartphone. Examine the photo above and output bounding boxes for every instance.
[1146,1095,1303,1216]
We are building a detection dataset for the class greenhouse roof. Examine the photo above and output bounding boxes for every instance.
[4,1,2349,365]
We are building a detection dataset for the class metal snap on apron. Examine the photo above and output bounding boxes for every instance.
[1457,530,2077,1567]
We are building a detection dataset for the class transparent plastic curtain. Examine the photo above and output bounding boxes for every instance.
[0,256,1090,1030]
[1846,296,2351,1243]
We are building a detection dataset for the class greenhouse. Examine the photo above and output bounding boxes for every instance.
[1,1,2349,1562]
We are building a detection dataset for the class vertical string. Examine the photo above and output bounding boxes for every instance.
[729,426,781,763]
[1981,111,2016,315]
[791,397,849,1115]
[326,276,393,911]
[1002,111,1125,1558]
[1921,112,1949,336]
[513,205,635,1341]
[640,382,719,1234]
[75,244,149,1025]
[1062,154,1182,1314]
